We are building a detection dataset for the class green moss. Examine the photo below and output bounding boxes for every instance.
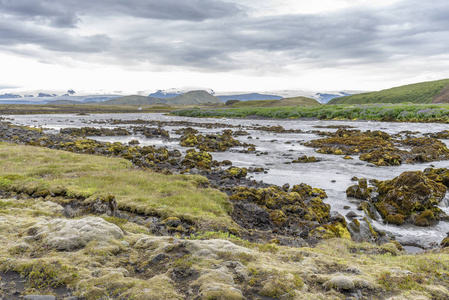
[414,210,436,226]
[385,214,405,225]
[224,167,248,178]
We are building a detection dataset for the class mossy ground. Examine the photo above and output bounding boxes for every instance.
[1,139,449,299]
[1,198,448,299]
[0,142,232,227]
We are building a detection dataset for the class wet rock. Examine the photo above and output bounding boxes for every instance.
[441,232,449,248]
[27,216,124,250]
[346,211,359,219]
[347,218,383,243]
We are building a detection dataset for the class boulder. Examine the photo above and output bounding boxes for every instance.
[28,216,124,250]
[323,275,355,290]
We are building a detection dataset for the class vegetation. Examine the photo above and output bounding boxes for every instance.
[0,142,232,227]
[172,103,449,122]
[329,79,449,104]
[229,96,320,108]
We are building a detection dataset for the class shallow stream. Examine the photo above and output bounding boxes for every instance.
[7,113,449,250]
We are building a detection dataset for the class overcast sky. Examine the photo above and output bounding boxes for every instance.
[1,0,449,94]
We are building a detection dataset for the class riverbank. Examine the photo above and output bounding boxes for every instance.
[171,103,449,123]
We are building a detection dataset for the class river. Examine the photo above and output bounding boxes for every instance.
[6,112,449,250]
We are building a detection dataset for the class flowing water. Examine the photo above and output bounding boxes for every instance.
[7,113,449,249]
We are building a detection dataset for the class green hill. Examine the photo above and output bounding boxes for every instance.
[99,95,165,105]
[230,96,320,108]
[329,79,449,105]
[165,90,223,105]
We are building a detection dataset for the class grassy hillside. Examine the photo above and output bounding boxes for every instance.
[99,95,165,105]
[329,79,449,104]
[172,103,449,122]
[230,96,320,108]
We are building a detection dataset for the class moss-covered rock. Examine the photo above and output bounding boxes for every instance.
[423,167,449,188]
[224,167,248,179]
[180,129,247,152]
[375,171,447,225]
[292,155,321,163]
[346,178,373,200]
[229,184,347,243]
[360,148,404,166]
[182,149,213,170]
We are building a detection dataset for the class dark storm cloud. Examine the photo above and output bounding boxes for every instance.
[0,0,243,27]
[1,0,448,71]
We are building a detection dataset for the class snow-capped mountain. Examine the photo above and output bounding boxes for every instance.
[0,88,123,104]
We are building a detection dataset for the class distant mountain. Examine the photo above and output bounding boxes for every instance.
[148,87,215,98]
[316,92,352,103]
[38,93,57,97]
[329,79,449,104]
[99,90,222,106]
[0,93,22,99]
[148,90,183,98]
[217,93,283,101]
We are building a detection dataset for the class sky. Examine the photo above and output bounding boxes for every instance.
[1,0,449,94]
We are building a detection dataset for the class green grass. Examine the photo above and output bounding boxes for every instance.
[0,142,232,225]
[171,103,449,122]
[329,79,449,104]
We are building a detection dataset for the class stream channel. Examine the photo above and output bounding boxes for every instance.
[7,112,449,252]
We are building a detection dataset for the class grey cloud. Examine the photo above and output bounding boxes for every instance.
[0,20,111,53]
[1,0,448,73]
[0,0,243,28]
